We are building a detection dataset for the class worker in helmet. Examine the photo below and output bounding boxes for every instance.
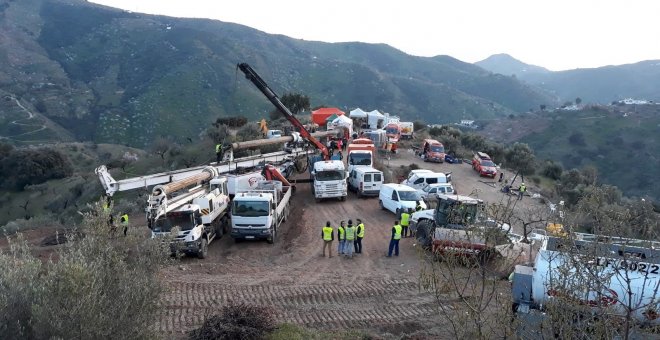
[215,143,223,163]
[518,183,526,200]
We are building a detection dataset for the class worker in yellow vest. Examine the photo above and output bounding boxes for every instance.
[518,183,526,200]
[337,221,346,255]
[215,143,223,163]
[354,219,365,254]
[321,221,334,258]
[387,220,402,257]
[400,210,410,238]
[120,213,129,236]
[344,221,356,258]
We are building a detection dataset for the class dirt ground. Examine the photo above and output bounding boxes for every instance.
[3,146,546,338]
[155,148,545,337]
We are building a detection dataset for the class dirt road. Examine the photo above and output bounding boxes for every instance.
[157,148,545,337]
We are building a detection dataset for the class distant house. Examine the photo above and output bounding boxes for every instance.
[619,98,649,105]
[460,120,475,126]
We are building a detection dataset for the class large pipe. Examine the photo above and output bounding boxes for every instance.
[152,166,217,196]
[230,129,342,150]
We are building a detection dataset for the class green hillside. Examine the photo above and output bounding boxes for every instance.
[0,0,557,147]
[519,105,660,200]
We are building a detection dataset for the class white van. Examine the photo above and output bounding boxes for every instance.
[401,171,450,190]
[348,166,383,197]
[379,183,426,216]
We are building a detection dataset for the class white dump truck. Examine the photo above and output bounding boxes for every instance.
[230,180,292,244]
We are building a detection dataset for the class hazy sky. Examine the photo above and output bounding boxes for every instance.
[89,0,660,71]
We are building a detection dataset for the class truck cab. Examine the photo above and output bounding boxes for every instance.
[231,181,291,244]
[420,139,446,163]
[310,160,348,201]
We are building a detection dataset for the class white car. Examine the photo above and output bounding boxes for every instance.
[417,183,456,200]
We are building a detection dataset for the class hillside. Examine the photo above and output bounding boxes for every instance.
[475,53,550,77]
[478,104,660,200]
[0,0,556,147]
[476,54,660,105]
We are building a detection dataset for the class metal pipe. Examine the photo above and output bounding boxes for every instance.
[230,129,342,150]
[152,167,217,196]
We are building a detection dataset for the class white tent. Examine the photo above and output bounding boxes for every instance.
[328,114,353,136]
[367,110,385,129]
[349,108,368,118]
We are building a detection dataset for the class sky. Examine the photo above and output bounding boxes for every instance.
[89,0,660,71]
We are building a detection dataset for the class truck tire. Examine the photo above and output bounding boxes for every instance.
[267,226,276,244]
[222,216,229,235]
[416,220,435,249]
[340,195,346,201]
[214,219,223,239]
[197,238,208,259]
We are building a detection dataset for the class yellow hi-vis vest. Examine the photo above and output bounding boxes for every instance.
[215,144,222,153]
[357,223,365,238]
[322,226,333,241]
[401,213,410,226]
[345,226,356,241]
[393,225,402,240]
[520,184,526,192]
[338,226,345,240]
[121,214,129,225]
[103,202,110,212]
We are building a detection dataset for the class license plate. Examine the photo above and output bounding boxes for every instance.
[245,236,255,239]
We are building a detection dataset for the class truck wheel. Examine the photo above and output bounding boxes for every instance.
[416,220,435,249]
[267,227,276,244]
[197,238,208,259]
[396,208,401,219]
[340,195,346,201]
[222,217,229,235]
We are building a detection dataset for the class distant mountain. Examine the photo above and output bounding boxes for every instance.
[0,0,557,147]
[476,53,550,77]
[476,54,660,105]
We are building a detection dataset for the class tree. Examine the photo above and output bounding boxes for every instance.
[0,148,73,190]
[568,132,586,146]
[575,97,582,105]
[280,93,310,114]
[540,104,546,111]
[504,142,536,175]
[542,160,563,180]
[150,137,170,160]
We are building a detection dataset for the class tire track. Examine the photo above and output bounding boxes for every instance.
[156,278,438,334]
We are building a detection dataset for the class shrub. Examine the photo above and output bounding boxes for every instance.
[0,203,171,339]
[541,160,563,180]
[0,148,74,190]
[188,303,276,340]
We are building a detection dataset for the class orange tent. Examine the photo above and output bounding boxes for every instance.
[311,108,345,126]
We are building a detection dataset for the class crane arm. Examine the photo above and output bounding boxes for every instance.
[237,63,330,160]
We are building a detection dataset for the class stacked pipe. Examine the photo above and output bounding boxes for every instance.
[152,166,217,196]
[230,129,342,150]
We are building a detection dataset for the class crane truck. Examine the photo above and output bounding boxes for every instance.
[147,166,230,258]
[512,235,660,328]
[237,63,348,201]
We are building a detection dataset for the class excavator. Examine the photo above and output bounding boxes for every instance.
[237,63,348,201]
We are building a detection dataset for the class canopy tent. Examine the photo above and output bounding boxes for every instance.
[311,108,345,126]
[349,108,368,118]
[325,113,339,123]
[328,114,353,137]
[366,110,385,129]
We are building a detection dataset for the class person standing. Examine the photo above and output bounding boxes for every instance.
[400,209,410,238]
[121,213,129,236]
[337,221,346,255]
[345,221,356,258]
[387,220,402,257]
[322,221,334,258]
[354,219,365,254]
[342,137,348,151]
[518,183,526,200]
[498,172,504,183]
[215,143,223,163]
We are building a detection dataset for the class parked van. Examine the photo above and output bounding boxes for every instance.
[379,183,426,216]
[401,171,451,190]
[266,130,282,139]
[348,166,383,197]
[419,139,445,163]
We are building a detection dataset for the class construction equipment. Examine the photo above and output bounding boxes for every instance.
[411,194,508,261]
[230,179,292,244]
[237,63,347,201]
[95,149,312,197]
[346,138,375,174]
[399,121,414,139]
[147,166,230,259]
[512,235,660,326]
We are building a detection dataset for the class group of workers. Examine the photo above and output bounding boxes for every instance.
[103,199,130,236]
[321,219,365,258]
[321,203,423,258]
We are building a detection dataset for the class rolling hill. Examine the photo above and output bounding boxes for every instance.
[476,54,660,105]
[0,0,557,147]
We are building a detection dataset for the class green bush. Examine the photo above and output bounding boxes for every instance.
[0,147,74,190]
[541,160,563,180]
[0,203,171,339]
